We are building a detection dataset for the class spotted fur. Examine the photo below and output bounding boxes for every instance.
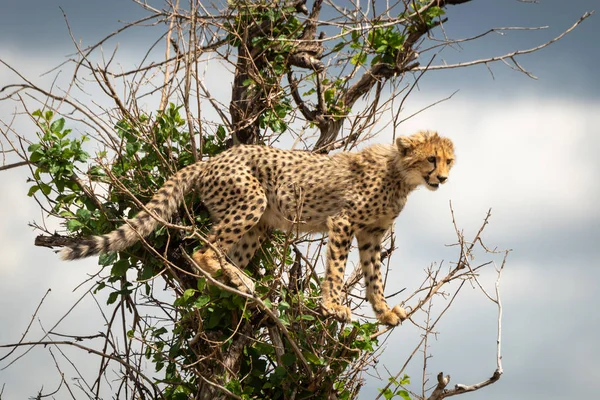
[60,130,455,326]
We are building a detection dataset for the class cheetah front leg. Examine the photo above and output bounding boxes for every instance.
[356,229,407,326]
[321,216,354,323]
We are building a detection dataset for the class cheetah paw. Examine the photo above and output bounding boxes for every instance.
[224,266,255,294]
[377,305,407,326]
[192,252,254,294]
[321,303,352,323]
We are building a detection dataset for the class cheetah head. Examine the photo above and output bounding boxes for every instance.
[396,130,455,191]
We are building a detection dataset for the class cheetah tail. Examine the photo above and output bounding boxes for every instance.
[59,162,205,260]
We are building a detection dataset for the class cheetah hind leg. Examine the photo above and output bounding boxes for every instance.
[192,249,255,294]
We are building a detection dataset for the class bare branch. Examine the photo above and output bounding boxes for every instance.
[0,160,28,171]
[416,11,593,73]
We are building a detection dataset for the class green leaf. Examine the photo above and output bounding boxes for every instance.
[66,219,84,232]
[194,294,211,308]
[332,41,346,52]
[76,207,91,220]
[111,259,130,277]
[205,309,224,329]
[379,388,394,400]
[76,151,89,163]
[281,353,296,366]
[278,301,290,312]
[225,379,242,395]
[27,185,40,197]
[254,342,274,356]
[216,125,227,141]
[153,327,168,337]
[396,390,411,400]
[184,288,196,298]
[324,88,335,104]
[107,291,119,305]
[98,252,117,266]
[50,118,65,134]
[428,6,445,18]
[272,365,287,380]
[177,288,196,305]
[388,34,405,49]
[94,282,106,294]
[39,182,52,195]
[400,374,411,385]
[28,143,41,153]
[49,164,60,175]
[137,263,153,280]
[300,314,315,321]
[29,151,43,163]
[302,351,323,365]
[351,52,367,66]
[61,148,74,159]
[59,210,75,218]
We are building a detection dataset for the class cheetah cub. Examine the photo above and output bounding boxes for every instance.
[60,130,455,326]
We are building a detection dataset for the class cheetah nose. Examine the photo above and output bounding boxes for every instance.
[438,176,447,183]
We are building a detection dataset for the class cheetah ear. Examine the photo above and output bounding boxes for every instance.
[396,136,415,156]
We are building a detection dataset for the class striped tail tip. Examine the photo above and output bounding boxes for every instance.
[58,238,102,260]
[59,247,77,261]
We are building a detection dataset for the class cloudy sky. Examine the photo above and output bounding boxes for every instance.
[1,1,599,399]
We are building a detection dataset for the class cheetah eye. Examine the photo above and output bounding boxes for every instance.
[427,156,436,163]
[446,159,453,165]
